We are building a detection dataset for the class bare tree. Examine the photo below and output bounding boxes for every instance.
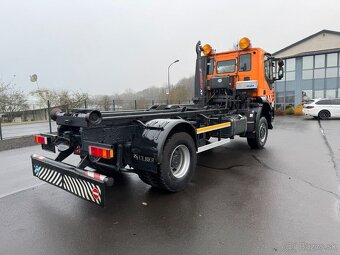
[31,88,88,109]
[30,88,59,108]
[0,80,28,122]
[90,95,112,111]
[99,95,111,111]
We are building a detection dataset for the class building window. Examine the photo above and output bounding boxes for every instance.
[302,90,313,101]
[302,70,313,79]
[276,91,284,103]
[285,91,295,104]
[326,90,336,98]
[327,53,338,67]
[326,67,338,78]
[302,79,313,102]
[314,68,325,79]
[286,58,295,71]
[275,81,285,92]
[303,56,313,69]
[314,54,325,68]
[285,71,295,81]
[302,56,313,80]
[314,54,326,79]
[314,90,324,98]
[284,58,295,81]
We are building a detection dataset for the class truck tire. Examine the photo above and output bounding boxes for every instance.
[138,132,197,192]
[247,116,268,149]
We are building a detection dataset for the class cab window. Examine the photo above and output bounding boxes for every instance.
[239,54,251,71]
[216,60,236,74]
[264,56,271,81]
[207,58,214,75]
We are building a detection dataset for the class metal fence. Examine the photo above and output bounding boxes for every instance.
[97,99,192,112]
[0,98,192,140]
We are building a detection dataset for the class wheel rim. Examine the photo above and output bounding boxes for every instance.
[170,145,190,179]
[259,123,267,144]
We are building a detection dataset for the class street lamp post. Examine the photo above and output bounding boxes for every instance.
[167,59,179,103]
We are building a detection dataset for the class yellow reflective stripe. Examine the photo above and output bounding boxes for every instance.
[196,122,231,134]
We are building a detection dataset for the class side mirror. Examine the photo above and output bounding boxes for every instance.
[196,41,202,56]
[278,67,284,80]
[276,59,284,80]
[278,59,284,67]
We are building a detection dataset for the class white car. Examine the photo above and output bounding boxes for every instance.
[303,98,340,119]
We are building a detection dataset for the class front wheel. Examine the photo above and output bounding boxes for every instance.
[138,132,197,192]
[247,116,268,149]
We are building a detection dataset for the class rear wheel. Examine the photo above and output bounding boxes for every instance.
[247,116,268,149]
[318,110,330,120]
[138,132,197,192]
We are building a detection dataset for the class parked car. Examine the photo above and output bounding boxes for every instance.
[303,98,340,119]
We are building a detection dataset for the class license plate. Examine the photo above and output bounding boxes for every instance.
[31,154,106,206]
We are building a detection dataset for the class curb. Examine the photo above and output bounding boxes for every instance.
[1,120,49,126]
[0,135,37,152]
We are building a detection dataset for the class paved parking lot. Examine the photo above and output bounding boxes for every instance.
[0,116,339,255]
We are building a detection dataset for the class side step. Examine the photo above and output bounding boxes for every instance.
[197,138,230,153]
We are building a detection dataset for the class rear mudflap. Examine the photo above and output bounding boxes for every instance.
[31,154,108,206]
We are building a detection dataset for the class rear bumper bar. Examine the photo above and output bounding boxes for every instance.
[31,154,113,206]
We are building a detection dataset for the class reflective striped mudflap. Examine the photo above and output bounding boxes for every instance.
[31,154,106,206]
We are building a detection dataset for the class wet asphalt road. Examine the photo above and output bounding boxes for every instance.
[1,122,57,139]
[0,116,339,255]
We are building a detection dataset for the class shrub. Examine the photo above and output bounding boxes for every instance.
[285,107,295,115]
[294,105,304,115]
[275,108,285,116]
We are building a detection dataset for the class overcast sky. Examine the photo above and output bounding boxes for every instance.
[0,0,339,95]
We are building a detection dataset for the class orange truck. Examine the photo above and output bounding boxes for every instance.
[31,37,284,206]
[195,37,283,113]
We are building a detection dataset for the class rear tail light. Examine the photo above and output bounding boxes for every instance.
[74,147,81,155]
[305,106,314,109]
[34,135,48,145]
[88,146,114,159]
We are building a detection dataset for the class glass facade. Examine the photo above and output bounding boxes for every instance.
[275,51,340,109]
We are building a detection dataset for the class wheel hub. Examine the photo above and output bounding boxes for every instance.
[259,123,267,143]
[170,145,190,179]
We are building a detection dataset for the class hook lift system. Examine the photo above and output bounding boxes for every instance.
[31,37,284,206]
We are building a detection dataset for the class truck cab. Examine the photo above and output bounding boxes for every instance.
[194,37,284,110]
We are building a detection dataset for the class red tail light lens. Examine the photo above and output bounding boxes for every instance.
[74,147,81,155]
[34,135,48,144]
[88,146,114,159]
